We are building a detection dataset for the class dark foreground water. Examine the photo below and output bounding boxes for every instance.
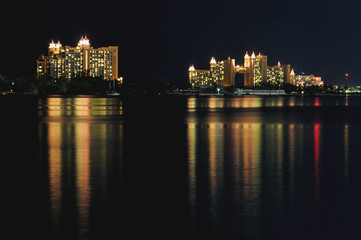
[3,95,361,239]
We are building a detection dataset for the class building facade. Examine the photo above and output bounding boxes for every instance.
[189,57,230,87]
[294,74,323,86]
[242,52,268,86]
[187,51,325,88]
[266,61,291,86]
[189,51,291,88]
[37,36,118,80]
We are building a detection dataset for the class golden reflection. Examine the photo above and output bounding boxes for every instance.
[241,96,262,108]
[48,98,63,117]
[208,123,224,226]
[75,122,91,238]
[73,98,91,116]
[42,97,123,118]
[48,122,62,228]
[242,124,252,175]
[276,97,283,107]
[91,123,108,194]
[289,97,296,107]
[228,99,242,108]
[276,124,284,186]
[187,120,306,227]
[241,123,261,202]
[185,96,312,112]
[208,97,224,111]
[187,123,197,227]
[187,97,197,112]
[187,96,269,112]
[230,123,241,196]
[44,97,124,239]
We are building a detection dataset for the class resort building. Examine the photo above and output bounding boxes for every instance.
[189,57,235,87]
[188,51,291,87]
[294,74,323,86]
[37,36,119,80]
[243,52,268,86]
[267,61,291,86]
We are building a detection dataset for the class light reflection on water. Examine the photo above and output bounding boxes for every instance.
[185,96,359,238]
[40,95,361,239]
[38,97,123,117]
[187,95,357,111]
[40,96,123,240]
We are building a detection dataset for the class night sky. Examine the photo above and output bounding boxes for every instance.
[2,0,360,86]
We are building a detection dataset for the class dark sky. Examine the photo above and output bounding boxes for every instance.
[2,0,360,86]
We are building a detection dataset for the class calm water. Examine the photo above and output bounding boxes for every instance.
[6,95,361,239]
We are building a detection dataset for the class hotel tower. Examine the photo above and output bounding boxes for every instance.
[37,35,118,80]
[189,51,292,87]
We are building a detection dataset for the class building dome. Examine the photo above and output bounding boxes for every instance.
[49,39,56,49]
[56,40,62,48]
[78,35,90,47]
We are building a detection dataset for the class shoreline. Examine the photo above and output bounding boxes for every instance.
[1,92,361,97]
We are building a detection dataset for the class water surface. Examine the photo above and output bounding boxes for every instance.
[33,95,361,239]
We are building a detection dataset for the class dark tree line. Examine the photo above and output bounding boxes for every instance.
[37,76,116,95]
[0,74,37,94]
[0,73,120,95]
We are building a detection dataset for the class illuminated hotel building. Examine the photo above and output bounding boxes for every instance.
[189,57,235,87]
[290,69,295,84]
[242,52,268,86]
[267,61,291,86]
[189,51,291,87]
[37,36,118,80]
[294,74,323,86]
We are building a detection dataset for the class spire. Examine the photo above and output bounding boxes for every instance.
[189,65,195,71]
[210,57,216,64]
[291,69,295,75]
[244,51,250,58]
[78,34,90,47]
[251,52,256,58]
[56,40,62,48]
[277,61,281,67]
[49,39,56,48]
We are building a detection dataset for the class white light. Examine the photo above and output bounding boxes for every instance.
[78,35,90,47]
